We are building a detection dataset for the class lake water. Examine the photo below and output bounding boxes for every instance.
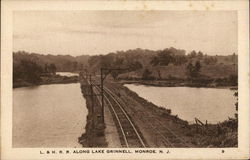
[13,83,87,148]
[56,72,79,77]
[125,84,236,124]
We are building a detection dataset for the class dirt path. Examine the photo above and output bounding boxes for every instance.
[105,82,195,147]
[80,75,237,148]
[104,81,237,148]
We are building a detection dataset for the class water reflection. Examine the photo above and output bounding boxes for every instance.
[125,84,236,124]
[56,72,79,77]
[13,83,87,148]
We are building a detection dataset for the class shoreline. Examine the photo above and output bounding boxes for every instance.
[112,82,238,147]
[79,77,238,147]
[13,75,238,147]
[118,79,238,90]
[13,75,79,88]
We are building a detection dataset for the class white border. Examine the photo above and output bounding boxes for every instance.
[1,0,249,159]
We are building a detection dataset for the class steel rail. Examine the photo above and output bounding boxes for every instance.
[104,86,175,147]
[154,119,191,147]
[87,78,187,148]
[98,88,129,147]
[104,85,190,148]
[147,120,174,147]
[103,87,146,148]
[87,80,129,147]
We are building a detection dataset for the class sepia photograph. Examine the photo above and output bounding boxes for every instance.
[1,0,249,159]
[12,10,238,148]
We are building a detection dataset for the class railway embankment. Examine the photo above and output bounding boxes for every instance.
[78,78,108,147]
[79,77,237,148]
[106,82,238,147]
[13,74,79,88]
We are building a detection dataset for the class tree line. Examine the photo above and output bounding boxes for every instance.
[13,48,238,84]
[13,51,88,84]
[87,47,238,71]
[13,51,89,72]
[13,60,58,84]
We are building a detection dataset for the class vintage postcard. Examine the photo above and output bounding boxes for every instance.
[1,0,249,159]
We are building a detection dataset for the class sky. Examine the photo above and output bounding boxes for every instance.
[13,11,237,56]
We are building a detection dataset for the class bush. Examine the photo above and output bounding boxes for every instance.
[142,69,152,80]
[228,74,238,85]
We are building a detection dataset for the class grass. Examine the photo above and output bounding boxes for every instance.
[112,82,238,147]
[13,75,79,88]
[118,63,237,80]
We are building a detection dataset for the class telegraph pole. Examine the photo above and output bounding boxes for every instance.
[89,74,94,147]
[100,68,127,123]
[101,68,104,123]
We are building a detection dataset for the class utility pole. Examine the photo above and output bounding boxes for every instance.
[89,74,96,147]
[100,68,127,123]
[90,74,94,118]
[101,68,104,123]
[81,71,103,147]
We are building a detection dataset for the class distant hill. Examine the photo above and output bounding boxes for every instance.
[86,47,189,73]
[13,51,90,72]
[118,64,237,80]
[13,48,238,85]
[85,48,237,80]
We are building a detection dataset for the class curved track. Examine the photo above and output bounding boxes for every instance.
[90,82,146,148]
[104,86,192,148]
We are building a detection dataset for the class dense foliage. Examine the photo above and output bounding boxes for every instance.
[13,51,89,84]
[13,47,238,86]
[13,60,43,84]
[13,51,89,72]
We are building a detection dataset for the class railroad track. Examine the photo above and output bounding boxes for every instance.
[88,80,146,148]
[85,77,191,147]
[104,86,192,148]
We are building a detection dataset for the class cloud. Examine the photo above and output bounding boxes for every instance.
[13,11,237,56]
[48,25,151,38]
[13,33,41,40]
[51,27,106,35]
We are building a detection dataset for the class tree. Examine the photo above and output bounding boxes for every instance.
[100,55,114,68]
[18,60,43,84]
[186,62,194,78]
[157,69,162,80]
[48,63,57,75]
[173,55,188,66]
[186,61,201,78]
[111,71,119,80]
[189,50,197,58]
[197,51,203,59]
[150,57,159,66]
[73,61,78,71]
[88,55,99,67]
[158,50,173,66]
[114,57,124,66]
[204,57,217,65]
[129,61,143,71]
[79,63,84,70]
[142,69,152,80]
[194,60,201,72]
[234,91,238,119]
[228,74,238,85]
[232,52,237,64]
[44,63,49,73]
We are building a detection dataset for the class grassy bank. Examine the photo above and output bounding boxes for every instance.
[78,78,107,147]
[107,82,238,147]
[13,75,79,88]
[117,63,237,88]
[119,79,238,89]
